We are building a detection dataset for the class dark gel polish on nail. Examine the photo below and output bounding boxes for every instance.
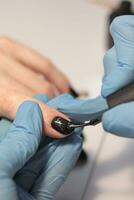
[69,87,79,98]
[51,117,75,135]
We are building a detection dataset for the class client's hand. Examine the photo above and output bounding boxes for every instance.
[0,88,69,138]
[0,37,70,98]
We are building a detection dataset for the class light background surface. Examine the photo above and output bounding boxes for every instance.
[0,1,134,200]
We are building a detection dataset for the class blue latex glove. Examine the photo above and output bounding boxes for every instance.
[0,95,82,200]
[0,101,42,200]
[15,95,83,200]
[0,16,134,200]
[101,15,134,137]
[0,93,109,200]
[0,86,124,200]
[0,90,111,200]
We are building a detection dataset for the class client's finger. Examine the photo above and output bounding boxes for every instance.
[0,53,56,98]
[0,37,70,93]
[0,71,34,96]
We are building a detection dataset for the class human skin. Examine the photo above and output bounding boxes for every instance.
[0,37,72,138]
[0,88,69,139]
[0,37,81,200]
[0,37,70,97]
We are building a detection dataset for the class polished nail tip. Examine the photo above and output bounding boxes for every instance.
[69,87,79,98]
[51,116,75,135]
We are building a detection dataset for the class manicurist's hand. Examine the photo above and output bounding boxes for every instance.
[0,37,70,98]
[101,15,134,138]
[0,95,82,200]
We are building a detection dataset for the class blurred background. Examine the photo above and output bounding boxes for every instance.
[0,0,134,199]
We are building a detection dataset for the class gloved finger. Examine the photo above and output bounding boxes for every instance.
[33,94,53,146]
[0,101,43,200]
[112,15,134,67]
[30,128,82,200]
[14,95,52,192]
[0,118,12,142]
[47,93,75,109]
[17,186,36,200]
[102,46,118,79]
[33,94,50,104]
[14,94,83,194]
[47,93,108,122]
[15,129,82,194]
[102,15,134,97]
[102,64,134,97]
[102,46,119,96]
[102,102,134,138]
[0,94,49,145]
[14,138,54,192]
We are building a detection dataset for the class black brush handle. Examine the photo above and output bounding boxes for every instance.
[90,82,134,125]
[107,83,134,108]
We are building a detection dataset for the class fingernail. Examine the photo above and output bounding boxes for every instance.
[69,87,79,98]
[51,116,75,135]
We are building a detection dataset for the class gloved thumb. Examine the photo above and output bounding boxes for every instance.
[7,101,43,171]
[0,100,44,199]
[11,100,43,144]
[102,102,134,138]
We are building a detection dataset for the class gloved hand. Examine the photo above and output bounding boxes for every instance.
[0,94,82,200]
[101,15,134,137]
[0,100,42,200]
